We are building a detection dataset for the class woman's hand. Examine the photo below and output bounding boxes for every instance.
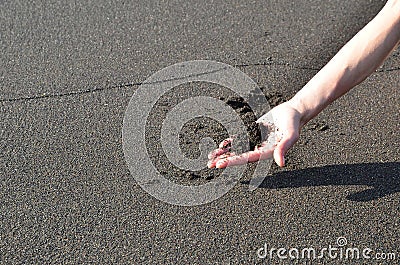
[207,100,304,168]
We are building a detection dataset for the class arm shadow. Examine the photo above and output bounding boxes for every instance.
[241,162,400,202]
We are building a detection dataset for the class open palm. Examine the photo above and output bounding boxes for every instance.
[207,100,303,168]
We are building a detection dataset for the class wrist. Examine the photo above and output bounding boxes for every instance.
[287,96,311,127]
[288,74,337,126]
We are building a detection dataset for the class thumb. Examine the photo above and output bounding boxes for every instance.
[273,135,298,167]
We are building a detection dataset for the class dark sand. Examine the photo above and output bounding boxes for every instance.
[1,0,399,264]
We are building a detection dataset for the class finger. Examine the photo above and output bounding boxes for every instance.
[215,146,274,168]
[207,158,217,168]
[219,137,234,149]
[207,138,233,160]
[207,147,229,160]
[207,153,235,168]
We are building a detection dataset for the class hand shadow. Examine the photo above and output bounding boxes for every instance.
[241,162,399,202]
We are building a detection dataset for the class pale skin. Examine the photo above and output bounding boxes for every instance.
[208,0,400,169]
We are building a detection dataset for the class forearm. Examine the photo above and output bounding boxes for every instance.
[290,0,400,125]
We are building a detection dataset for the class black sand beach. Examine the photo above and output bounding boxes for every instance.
[1,0,399,263]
